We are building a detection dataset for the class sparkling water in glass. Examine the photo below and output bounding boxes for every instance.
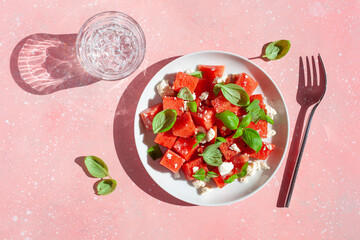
[76,11,146,80]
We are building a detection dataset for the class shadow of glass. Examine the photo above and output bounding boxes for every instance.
[10,33,101,95]
[113,56,194,206]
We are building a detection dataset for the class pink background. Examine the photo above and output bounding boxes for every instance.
[1,0,359,239]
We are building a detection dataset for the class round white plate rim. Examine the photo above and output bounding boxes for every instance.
[134,50,290,206]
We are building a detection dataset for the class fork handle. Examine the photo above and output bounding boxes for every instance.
[284,102,320,207]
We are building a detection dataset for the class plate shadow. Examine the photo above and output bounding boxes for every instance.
[113,56,194,206]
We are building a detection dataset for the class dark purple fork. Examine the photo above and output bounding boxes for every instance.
[278,54,327,207]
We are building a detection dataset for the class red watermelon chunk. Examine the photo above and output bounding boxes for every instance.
[181,158,209,180]
[211,95,241,115]
[191,106,217,130]
[243,142,275,160]
[230,154,249,171]
[172,112,196,138]
[250,94,266,110]
[198,65,225,81]
[172,72,199,93]
[172,137,198,160]
[212,166,238,188]
[163,96,185,116]
[140,103,163,130]
[234,73,258,96]
[217,120,233,137]
[246,120,268,138]
[194,78,213,97]
[154,131,178,149]
[219,135,246,160]
[159,149,185,173]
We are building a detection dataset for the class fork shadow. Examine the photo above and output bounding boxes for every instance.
[113,56,194,206]
[10,33,100,95]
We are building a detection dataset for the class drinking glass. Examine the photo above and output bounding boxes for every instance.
[76,11,146,80]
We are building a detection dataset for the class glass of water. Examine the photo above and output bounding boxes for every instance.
[76,11,146,80]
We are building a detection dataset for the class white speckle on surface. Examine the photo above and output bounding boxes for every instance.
[13,216,18,221]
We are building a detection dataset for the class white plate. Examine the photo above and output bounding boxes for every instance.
[134,51,289,206]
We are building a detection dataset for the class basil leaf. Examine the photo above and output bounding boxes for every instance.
[152,109,177,133]
[147,144,163,160]
[84,156,109,178]
[215,137,226,143]
[199,143,223,166]
[190,71,203,78]
[245,100,273,124]
[239,113,251,128]
[242,128,262,153]
[193,132,206,148]
[193,168,206,181]
[96,179,117,195]
[224,162,248,183]
[233,127,243,138]
[177,87,194,101]
[220,84,250,107]
[263,40,291,60]
[213,83,224,97]
[188,101,197,113]
[206,171,219,178]
[216,110,239,130]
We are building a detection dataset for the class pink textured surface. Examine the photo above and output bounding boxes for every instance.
[1,0,359,239]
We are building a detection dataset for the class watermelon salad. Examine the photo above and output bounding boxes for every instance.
[140,65,277,195]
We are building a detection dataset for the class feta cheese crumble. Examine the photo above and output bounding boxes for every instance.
[199,92,209,101]
[157,79,175,97]
[213,75,228,84]
[167,153,172,159]
[192,180,206,189]
[198,187,212,195]
[267,129,277,138]
[218,162,234,176]
[192,166,199,173]
[173,172,180,179]
[229,143,241,153]
[265,103,277,119]
[200,128,216,143]
[239,161,270,182]
[185,69,194,74]
[192,92,196,100]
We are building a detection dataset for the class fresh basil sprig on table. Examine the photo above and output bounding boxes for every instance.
[84,156,117,195]
[192,168,219,182]
[224,162,249,183]
[213,83,250,107]
[152,109,177,133]
[177,87,194,101]
[189,71,203,78]
[193,132,206,148]
[263,40,291,60]
[199,142,223,166]
[246,100,273,124]
[187,101,197,113]
[147,144,163,160]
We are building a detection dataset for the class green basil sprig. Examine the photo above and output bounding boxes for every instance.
[193,132,206,148]
[215,110,239,130]
[187,101,197,113]
[233,113,252,138]
[147,144,163,160]
[213,83,250,107]
[84,156,117,195]
[152,109,177,133]
[177,87,194,101]
[189,71,203,78]
[199,142,223,166]
[192,168,219,182]
[263,40,291,60]
[246,100,273,124]
[242,128,262,153]
[215,137,226,143]
[224,162,249,183]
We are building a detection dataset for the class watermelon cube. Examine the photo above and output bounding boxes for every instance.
[154,131,178,149]
[230,154,249,171]
[219,135,246,160]
[198,65,225,81]
[140,103,163,130]
[211,95,242,116]
[212,166,238,188]
[250,94,266,110]
[243,142,275,160]
[181,158,209,180]
[163,96,185,116]
[234,73,258,96]
[191,106,217,130]
[159,149,185,173]
[172,137,198,160]
[246,120,268,138]
[172,72,199,93]
[172,112,196,138]
[217,120,233,137]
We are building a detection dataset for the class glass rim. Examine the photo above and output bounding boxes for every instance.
[76,11,146,81]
